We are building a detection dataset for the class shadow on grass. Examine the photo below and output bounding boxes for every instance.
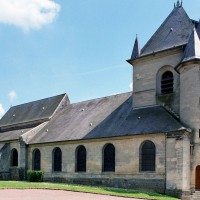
[104,187,177,199]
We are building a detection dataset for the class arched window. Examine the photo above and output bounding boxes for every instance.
[76,146,86,172]
[140,141,156,172]
[33,149,41,171]
[161,71,174,94]
[53,147,62,172]
[103,143,115,172]
[11,148,18,167]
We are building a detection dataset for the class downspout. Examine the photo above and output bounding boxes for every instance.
[164,132,167,194]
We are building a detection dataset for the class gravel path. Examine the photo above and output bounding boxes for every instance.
[0,189,145,200]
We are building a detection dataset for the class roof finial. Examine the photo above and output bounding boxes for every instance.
[174,0,182,8]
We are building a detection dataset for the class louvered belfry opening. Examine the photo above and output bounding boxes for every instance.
[76,146,86,172]
[161,71,174,94]
[103,144,115,172]
[33,149,41,171]
[141,141,156,172]
[11,148,18,167]
[53,147,62,172]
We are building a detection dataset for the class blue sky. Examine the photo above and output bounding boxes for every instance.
[0,0,199,117]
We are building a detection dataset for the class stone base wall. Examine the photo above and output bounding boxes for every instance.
[44,177,165,194]
[165,189,182,198]
[10,168,20,180]
[0,172,10,180]
[10,168,26,181]
[181,191,191,200]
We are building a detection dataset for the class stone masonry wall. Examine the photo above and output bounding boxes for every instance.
[27,134,166,193]
[0,143,10,180]
[132,49,183,110]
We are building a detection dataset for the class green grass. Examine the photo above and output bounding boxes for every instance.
[0,181,179,200]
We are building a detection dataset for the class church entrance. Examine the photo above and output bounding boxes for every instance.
[196,166,200,189]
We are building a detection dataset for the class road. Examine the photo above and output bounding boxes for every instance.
[0,189,146,200]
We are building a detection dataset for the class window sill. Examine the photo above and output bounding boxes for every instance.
[52,171,62,173]
[139,171,156,174]
[75,171,87,173]
[102,171,115,174]
[156,92,175,97]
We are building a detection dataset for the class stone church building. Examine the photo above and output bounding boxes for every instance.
[0,1,199,199]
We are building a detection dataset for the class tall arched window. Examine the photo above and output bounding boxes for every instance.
[11,148,18,167]
[33,149,41,171]
[161,71,174,94]
[76,146,86,172]
[53,147,62,172]
[140,141,156,172]
[103,143,115,172]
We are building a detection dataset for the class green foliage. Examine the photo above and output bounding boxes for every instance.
[27,170,44,182]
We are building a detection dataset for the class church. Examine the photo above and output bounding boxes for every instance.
[0,1,199,199]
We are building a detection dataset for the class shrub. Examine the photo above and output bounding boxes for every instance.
[27,170,44,182]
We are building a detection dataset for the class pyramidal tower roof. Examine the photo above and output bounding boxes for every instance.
[131,35,140,59]
[140,4,194,57]
[196,20,200,39]
[182,28,200,62]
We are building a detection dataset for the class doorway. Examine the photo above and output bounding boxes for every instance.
[196,166,200,189]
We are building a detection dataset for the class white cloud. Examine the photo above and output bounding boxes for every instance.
[0,104,5,119]
[0,0,60,31]
[8,90,17,103]
[129,82,133,90]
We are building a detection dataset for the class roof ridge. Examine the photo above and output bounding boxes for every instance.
[140,6,194,56]
[72,92,132,105]
[9,93,66,109]
[141,8,177,54]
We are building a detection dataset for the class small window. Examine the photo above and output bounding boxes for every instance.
[76,145,86,172]
[161,71,174,94]
[140,141,156,172]
[53,147,62,172]
[103,143,115,172]
[33,149,41,171]
[11,148,18,167]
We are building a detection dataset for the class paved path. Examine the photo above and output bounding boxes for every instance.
[0,189,145,200]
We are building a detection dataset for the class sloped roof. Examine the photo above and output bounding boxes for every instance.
[28,93,132,144]
[0,94,67,129]
[140,6,194,56]
[27,93,186,144]
[182,28,200,62]
[0,128,32,142]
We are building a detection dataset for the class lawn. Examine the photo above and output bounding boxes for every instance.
[0,181,179,200]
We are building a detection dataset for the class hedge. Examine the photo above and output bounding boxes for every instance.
[27,170,44,182]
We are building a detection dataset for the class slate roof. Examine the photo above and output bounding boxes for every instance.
[0,94,67,129]
[0,128,32,142]
[182,28,200,62]
[27,93,186,144]
[140,6,194,57]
